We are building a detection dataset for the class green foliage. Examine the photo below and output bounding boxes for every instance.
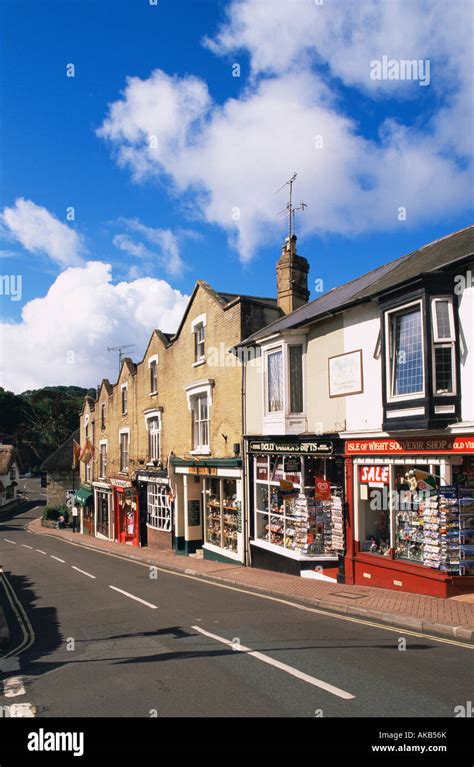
[42,505,69,523]
[0,385,93,470]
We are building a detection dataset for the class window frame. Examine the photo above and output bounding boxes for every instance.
[192,393,209,451]
[119,429,130,473]
[265,347,284,414]
[191,314,207,365]
[148,354,158,395]
[99,440,107,479]
[100,402,106,429]
[385,299,425,402]
[147,483,172,531]
[431,297,455,343]
[121,383,128,416]
[145,412,161,463]
[288,344,304,414]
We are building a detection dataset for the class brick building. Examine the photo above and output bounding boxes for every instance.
[78,278,285,563]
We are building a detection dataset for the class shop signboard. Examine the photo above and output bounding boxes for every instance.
[248,439,333,455]
[346,436,474,454]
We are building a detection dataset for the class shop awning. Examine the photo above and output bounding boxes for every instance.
[74,486,93,506]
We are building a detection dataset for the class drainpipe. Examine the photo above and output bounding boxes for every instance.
[241,355,251,567]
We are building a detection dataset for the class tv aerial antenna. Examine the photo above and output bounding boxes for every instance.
[274,172,308,238]
[107,344,136,372]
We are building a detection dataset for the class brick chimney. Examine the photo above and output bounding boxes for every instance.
[276,235,310,314]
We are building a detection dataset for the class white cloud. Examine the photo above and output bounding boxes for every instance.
[113,218,185,276]
[98,0,473,261]
[1,198,85,268]
[0,261,189,393]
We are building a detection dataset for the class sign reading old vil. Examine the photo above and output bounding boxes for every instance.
[248,438,334,455]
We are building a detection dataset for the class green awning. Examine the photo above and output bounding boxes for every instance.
[74,486,93,506]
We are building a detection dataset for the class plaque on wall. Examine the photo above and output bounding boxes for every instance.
[187,500,201,527]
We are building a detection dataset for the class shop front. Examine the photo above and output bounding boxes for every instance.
[74,484,93,535]
[92,482,113,540]
[246,436,345,578]
[136,470,173,550]
[169,457,243,564]
[345,435,474,597]
[109,477,140,547]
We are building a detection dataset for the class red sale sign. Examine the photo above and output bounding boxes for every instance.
[315,478,331,500]
[359,465,390,484]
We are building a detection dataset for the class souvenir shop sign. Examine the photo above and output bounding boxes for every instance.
[249,439,333,455]
[346,436,474,455]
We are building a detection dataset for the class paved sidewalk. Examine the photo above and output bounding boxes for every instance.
[28,518,474,643]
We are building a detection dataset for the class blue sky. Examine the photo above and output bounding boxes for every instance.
[0,0,472,392]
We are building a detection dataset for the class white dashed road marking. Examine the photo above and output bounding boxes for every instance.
[50,556,65,563]
[21,545,32,550]
[5,703,36,717]
[72,566,95,579]
[192,625,355,701]
[108,585,158,609]
[36,549,46,555]
[3,676,26,698]
[4,539,16,544]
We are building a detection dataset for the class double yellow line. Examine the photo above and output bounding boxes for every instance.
[0,569,35,660]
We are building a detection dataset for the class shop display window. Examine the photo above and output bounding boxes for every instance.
[357,460,474,575]
[254,455,343,557]
[359,487,391,556]
[205,478,239,553]
[394,464,430,563]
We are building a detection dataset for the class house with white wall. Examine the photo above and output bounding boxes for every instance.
[242,226,474,597]
[0,444,20,507]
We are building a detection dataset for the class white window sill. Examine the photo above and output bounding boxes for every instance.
[149,391,158,397]
[251,538,338,561]
[193,359,206,368]
[190,448,211,456]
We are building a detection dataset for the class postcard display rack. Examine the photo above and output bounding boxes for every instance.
[422,486,474,574]
[263,489,344,556]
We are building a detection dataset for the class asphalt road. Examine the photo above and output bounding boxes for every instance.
[0,479,473,718]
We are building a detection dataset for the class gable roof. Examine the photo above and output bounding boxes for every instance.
[41,429,80,472]
[242,225,474,344]
[0,445,20,475]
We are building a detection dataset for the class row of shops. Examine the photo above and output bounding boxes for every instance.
[73,432,474,598]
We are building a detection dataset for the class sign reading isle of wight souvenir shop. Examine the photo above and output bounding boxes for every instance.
[346,436,474,454]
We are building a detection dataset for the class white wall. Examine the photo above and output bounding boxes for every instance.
[458,262,474,423]
[343,303,383,432]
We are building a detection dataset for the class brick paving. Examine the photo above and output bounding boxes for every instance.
[29,519,474,638]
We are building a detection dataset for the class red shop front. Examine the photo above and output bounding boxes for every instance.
[110,477,140,547]
[344,435,474,597]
